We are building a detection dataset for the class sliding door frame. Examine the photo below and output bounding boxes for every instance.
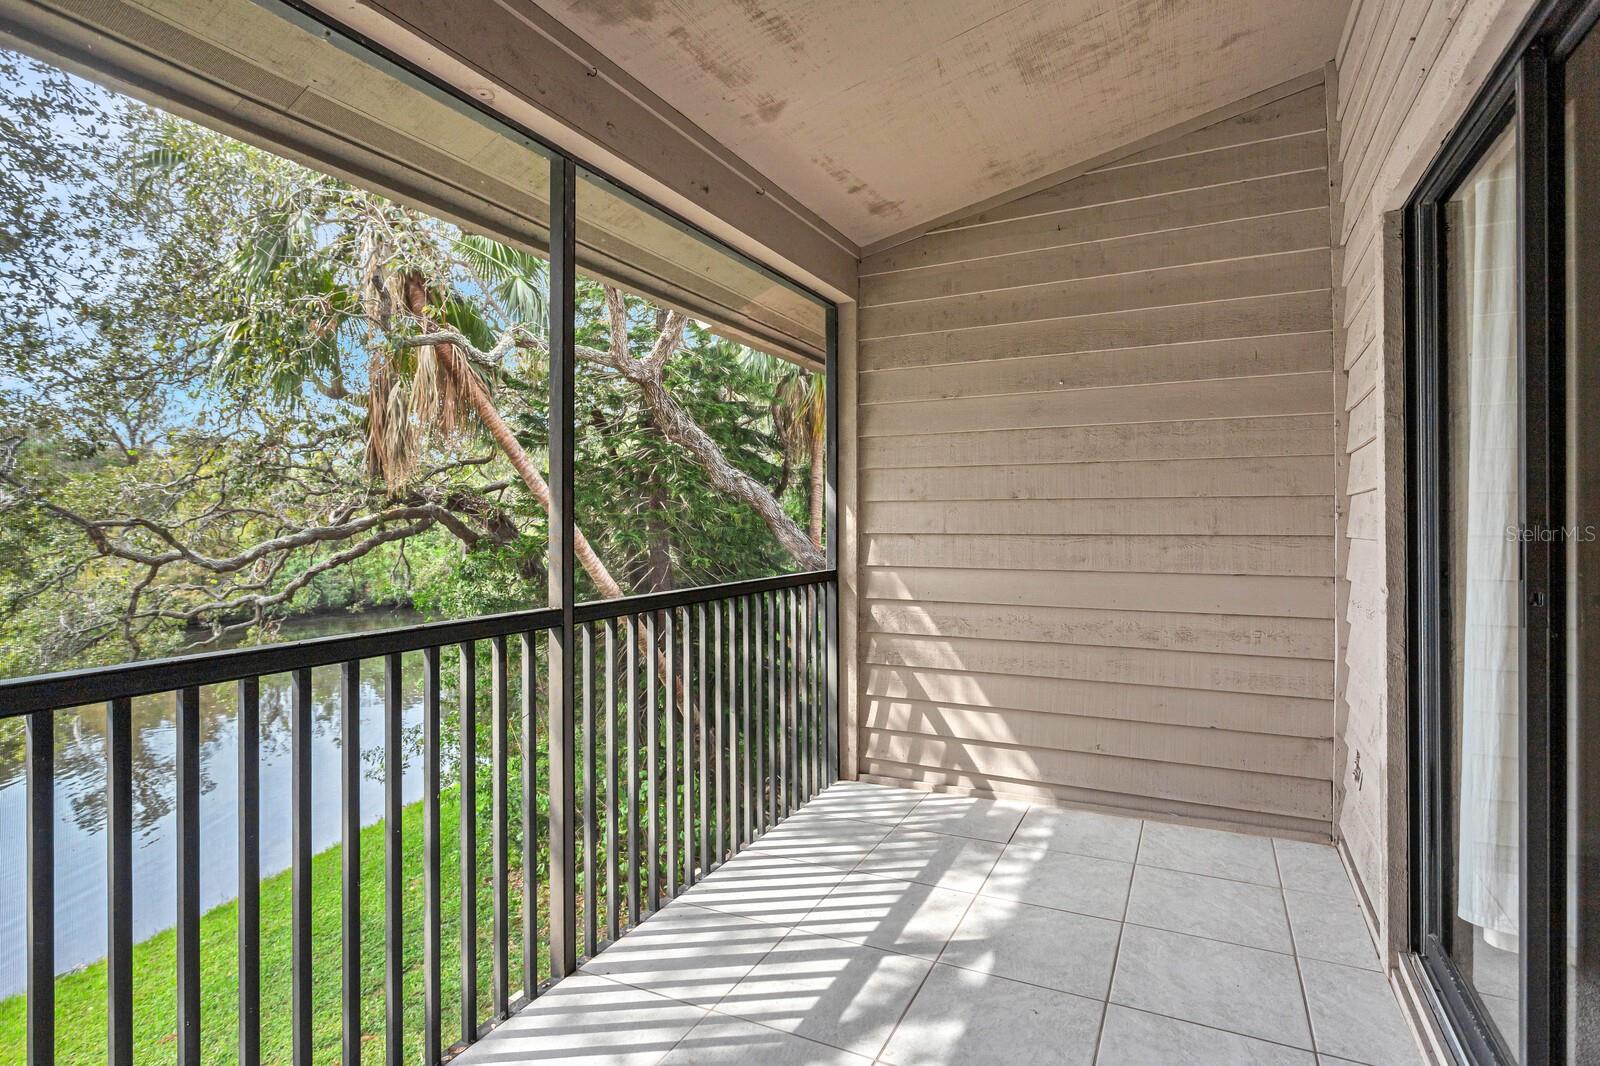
[1404,2,1600,1063]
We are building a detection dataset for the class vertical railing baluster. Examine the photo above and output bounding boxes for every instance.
[795,588,806,806]
[757,593,770,832]
[800,585,812,800]
[582,624,596,958]
[692,605,705,883]
[291,669,312,1066]
[646,612,660,911]
[236,680,260,1066]
[770,591,782,827]
[424,647,442,1065]
[491,637,509,1019]
[801,586,814,803]
[696,603,709,876]
[742,596,753,843]
[458,642,477,1046]
[780,589,793,813]
[794,589,807,806]
[384,654,404,1064]
[107,697,133,1066]
[772,590,783,827]
[826,580,838,785]
[26,710,53,1066]
[176,687,201,1066]
[340,661,362,1064]
[679,609,692,887]
[784,589,795,816]
[732,598,742,857]
[810,585,822,798]
[605,621,619,943]
[713,600,725,864]
[520,633,538,1000]
[625,618,640,927]
[793,589,806,806]
[665,610,678,898]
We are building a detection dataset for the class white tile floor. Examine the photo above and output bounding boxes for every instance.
[453,782,1424,1066]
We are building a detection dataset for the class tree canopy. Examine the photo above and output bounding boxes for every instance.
[0,51,824,679]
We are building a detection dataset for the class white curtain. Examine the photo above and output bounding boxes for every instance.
[1455,131,1522,950]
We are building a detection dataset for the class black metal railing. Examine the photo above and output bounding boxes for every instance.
[1,569,837,1065]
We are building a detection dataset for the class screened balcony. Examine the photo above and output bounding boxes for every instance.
[11,0,1593,1064]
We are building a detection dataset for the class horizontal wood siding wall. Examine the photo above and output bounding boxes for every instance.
[856,82,1339,836]
[1329,0,1535,943]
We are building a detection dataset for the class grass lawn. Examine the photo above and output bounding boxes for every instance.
[0,786,549,1064]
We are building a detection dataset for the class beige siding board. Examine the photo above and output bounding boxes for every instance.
[864,632,1333,699]
[863,701,1333,778]
[949,132,1330,229]
[1346,488,1382,542]
[1342,0,1413,174]
[863,496,1333,537]
[1344,272,1378,358]
[862,532,1334,577]
[1347,339,1380,404]
[1342,0,1465,242]
[1107,87,1329,167]
[864,666,1333,739]
[865,600,1335,659]
[861,249,1330,340]
[1341,200,1381,290]
[863,456,1333,502]
[861,209,1331,306]
[1347,439,1381,495]
[861,732,1333,821]
[860,416,1334,469]
[861,373,1334,437]
[1348,390,1380,452]
[1343,230,1379,311]
[1336,0,1390,118]
[860,332,1332,405]
[864,566,1333,618]
[861,290,1331,371]
[863,170,1332,275]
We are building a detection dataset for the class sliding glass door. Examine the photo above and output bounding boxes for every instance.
[1407,3,1598,1063]
[1440,122,1524,1056]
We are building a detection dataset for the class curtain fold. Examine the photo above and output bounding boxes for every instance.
[1455,132,1522,948]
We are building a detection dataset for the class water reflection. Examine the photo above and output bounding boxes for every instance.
[0,612,433,996]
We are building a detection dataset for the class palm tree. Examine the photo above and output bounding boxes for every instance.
[151,114,825,606]
[741,347,826,551]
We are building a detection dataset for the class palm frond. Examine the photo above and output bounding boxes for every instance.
[454,233,548,333]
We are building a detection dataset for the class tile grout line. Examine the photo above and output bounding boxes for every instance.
[869,872,981,1064]
[869,790,1028,1063]
[1091,818,1143,1065]
[644,786,891,1063]
[1275,837,1322,1058]
[658,786,930,1064]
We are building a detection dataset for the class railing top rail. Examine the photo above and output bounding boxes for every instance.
[0,568,835,716]
[570,569,830,624]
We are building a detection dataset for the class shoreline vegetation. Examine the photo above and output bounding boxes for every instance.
[0,788,547,1065]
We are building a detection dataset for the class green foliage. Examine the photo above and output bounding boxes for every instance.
[0,49,819,681]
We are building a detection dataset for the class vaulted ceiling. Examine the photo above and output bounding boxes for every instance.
[535,0,1349,249]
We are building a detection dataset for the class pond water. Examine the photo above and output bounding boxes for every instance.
[0,611,435,997]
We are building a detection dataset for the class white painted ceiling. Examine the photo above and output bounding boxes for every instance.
[536,0,1349,248]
